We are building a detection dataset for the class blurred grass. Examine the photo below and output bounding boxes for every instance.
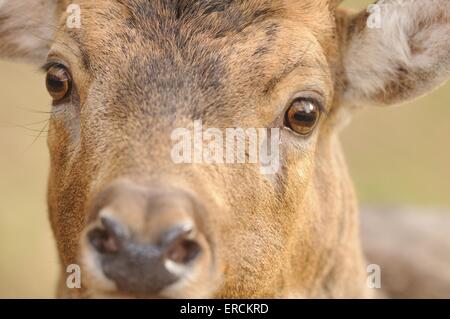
[0,0,449,298]
[342,87,450,205]
[0,61,58,298]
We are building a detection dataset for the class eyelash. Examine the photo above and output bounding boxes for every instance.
[290,92,327,114]
[41,61,65,73]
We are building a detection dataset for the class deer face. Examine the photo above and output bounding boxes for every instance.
[44,0,338,298]
[1,0,449,298]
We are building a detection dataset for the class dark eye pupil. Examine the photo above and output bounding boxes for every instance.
[293,111,317,127]
[47,75,65,91]
[45,66,71,101]
[285,99,321,135]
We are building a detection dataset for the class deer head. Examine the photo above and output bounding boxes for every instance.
[0,0,448,298]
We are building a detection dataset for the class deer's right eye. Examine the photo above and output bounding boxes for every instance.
[284,98,321,136]
[46,65,72,102]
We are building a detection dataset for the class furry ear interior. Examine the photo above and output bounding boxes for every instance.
[0,0,60,64]
[339,0,450,107]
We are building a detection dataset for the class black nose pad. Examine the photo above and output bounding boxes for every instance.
[86,217,203,295]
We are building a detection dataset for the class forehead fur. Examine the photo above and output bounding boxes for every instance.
[53,0,335,121]
[122,0,284,36]
[56,0,334,65]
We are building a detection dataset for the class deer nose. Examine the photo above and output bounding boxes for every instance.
[87,218,201,295]
[83,181,206,296]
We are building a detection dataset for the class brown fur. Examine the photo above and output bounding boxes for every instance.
[0,0,449,298]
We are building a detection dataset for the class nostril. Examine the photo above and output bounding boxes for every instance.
[88,227,120,254]
[163,225,202,265]
[166,239,201,264]
[87,217,124,254]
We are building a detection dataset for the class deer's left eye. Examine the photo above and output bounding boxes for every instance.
[284,98,321,136]
[46,65,72,102]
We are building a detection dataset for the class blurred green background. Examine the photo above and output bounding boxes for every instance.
[0,0,449,298]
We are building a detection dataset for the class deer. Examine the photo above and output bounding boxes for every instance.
[0,0,449,298]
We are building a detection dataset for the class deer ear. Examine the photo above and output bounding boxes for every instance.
[0,0,60,64]
[339,0,450,107]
